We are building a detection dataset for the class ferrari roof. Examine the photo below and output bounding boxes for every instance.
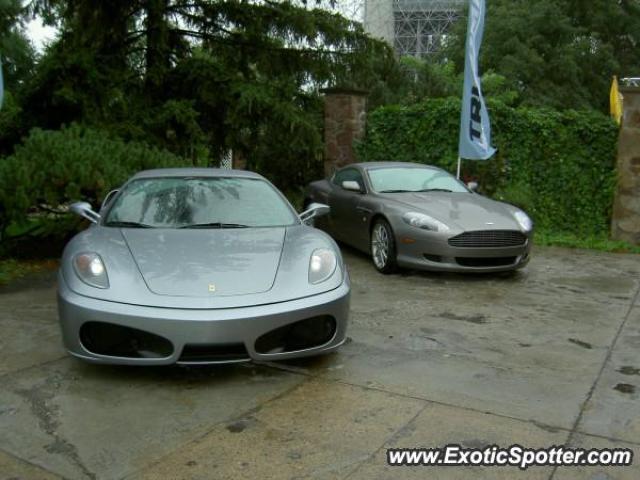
[352,162,442,171]
[132,168,264,179]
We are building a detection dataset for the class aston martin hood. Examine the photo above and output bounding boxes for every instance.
[389,192,520,231]
[121,228,285,297]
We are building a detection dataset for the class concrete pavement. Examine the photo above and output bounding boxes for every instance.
[0,246,638,479]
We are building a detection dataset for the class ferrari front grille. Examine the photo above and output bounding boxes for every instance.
[254,316,336,354]
[179,343,249,363]
[80,321,174,359]
[448,230,527,248]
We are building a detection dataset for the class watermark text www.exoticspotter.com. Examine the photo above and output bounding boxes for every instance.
[387,445,633,470]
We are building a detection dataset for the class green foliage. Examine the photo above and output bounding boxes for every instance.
[364,57,461,110]
[0,258,57,286]
[356,98,619,236]
[0,124,199,236]
[535,231,640,255]
[0,1,398,252]
[445,0,640,111]
[0,91,23,155]
[0,0,35,91]
[4,1,394,196]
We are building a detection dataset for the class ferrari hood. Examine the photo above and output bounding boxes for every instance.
[388,192,520,231]
[121,228,285,297]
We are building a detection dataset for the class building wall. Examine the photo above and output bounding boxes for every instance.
[364,0,394,44]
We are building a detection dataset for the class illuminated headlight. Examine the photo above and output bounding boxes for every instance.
[514,211,533,232]
[73,253,109,289]
[402,212,450,232]
[309,248,337,284]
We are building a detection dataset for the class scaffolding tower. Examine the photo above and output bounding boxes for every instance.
[364,0,466,57]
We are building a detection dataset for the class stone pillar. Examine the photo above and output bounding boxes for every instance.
[612,87,640,245]
[322,88,368,177]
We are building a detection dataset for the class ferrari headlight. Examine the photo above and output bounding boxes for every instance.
[514,211,533,232]
[73,253,109,289]
[402,212,450,232]
[309,248,337,284]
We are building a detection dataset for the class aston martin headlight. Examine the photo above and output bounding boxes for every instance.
[402,212,450,232]
[309,248,337,284]
[73,253,109,289]
[514,211,533,232]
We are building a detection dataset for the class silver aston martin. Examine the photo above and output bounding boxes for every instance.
[305,162,533,274]
[58,168,350,365]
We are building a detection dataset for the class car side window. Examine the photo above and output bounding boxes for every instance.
[332,168,365,191]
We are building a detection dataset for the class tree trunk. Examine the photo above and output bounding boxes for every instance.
[145,0,170,89]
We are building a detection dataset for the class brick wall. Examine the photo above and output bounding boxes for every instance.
[323,89,368,177]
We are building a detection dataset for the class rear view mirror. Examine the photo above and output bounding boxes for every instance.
[342,180,363,193]
[300,203,330,225]
[70,202,101,224]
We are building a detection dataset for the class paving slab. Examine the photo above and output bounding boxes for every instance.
[0,245,638,480]
[134,379,426,480]
[576,307,640,444]
[345,246,640,312]
[0,449,63,480]
[311,331,598,429]
[552,434,639,480]
[347,398,567,480]
[0,283,65,376]
[0,359,303,480]
[282,248,631,428]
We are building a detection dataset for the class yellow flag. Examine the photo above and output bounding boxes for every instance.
[610,76,623,125]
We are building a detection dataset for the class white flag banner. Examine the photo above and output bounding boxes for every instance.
[458,0,496,160]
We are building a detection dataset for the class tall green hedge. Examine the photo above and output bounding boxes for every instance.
[356,98,619,236]
[0,124,201,236]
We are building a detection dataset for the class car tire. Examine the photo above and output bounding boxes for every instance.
[370,218,398,274]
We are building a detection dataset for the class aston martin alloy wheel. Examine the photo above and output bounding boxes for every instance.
[371,219,398,274]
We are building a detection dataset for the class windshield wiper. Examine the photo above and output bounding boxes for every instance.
[179,222,249,229]
[415,188,454,193]
[379,189,454,193]
[104,221,154,228]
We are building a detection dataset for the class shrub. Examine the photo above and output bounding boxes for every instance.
[356,98,619,236]
[0,124,201,238]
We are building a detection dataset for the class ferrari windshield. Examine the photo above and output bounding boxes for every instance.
[104,177,298,228]
[368,167,469,193]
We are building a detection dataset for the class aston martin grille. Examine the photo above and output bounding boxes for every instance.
[448,230,527,248]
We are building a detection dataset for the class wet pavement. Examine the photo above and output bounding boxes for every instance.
[0,245,639,479]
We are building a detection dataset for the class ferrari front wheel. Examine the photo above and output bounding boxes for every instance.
[370,219,398,274]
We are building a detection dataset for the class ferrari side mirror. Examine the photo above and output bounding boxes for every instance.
[70,202,101,224]
[467,181,479,192]
[300,203,330,225]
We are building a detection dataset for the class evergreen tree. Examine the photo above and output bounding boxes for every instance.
[445,0,640,111]
[18,0,391,182]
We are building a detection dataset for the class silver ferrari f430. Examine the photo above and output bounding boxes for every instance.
[58,168,350,365]
[305,162,533,274]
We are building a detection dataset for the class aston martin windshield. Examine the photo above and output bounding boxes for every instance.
[105,177,297,228]
[368,167,469,194]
